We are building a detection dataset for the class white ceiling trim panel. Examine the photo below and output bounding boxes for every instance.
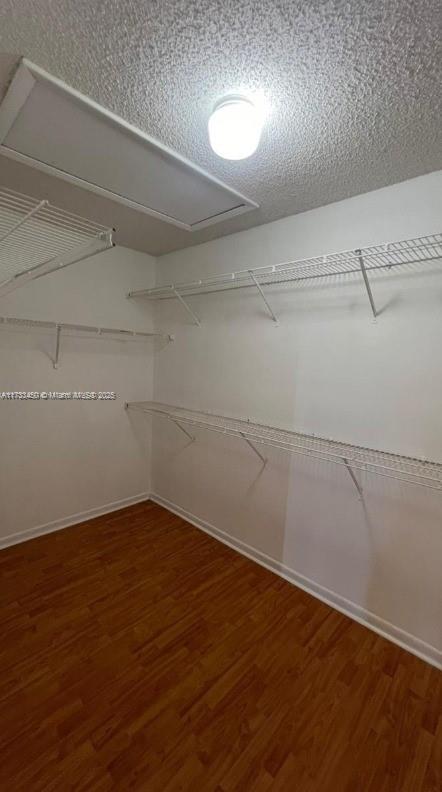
[0,59,258,232]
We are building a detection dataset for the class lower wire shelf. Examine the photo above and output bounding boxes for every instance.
[125,401,442,492]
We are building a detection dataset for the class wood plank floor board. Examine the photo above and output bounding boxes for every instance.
[0,501,440,791]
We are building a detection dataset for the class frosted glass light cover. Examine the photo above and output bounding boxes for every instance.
[208,97,263,160]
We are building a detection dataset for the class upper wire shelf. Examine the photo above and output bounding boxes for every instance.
[126,400,442,493]
[127,233,442,324]
[0,186,114,297]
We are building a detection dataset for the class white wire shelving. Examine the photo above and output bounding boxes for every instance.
[0,316,172,368]
[0,187,114,297]
[126,401,442,494]
[127,233,442,325]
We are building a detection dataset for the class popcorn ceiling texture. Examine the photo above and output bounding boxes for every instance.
[0,0,441,255]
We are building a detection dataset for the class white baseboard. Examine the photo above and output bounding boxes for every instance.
[150,492,442,671]
[0,492,151,550]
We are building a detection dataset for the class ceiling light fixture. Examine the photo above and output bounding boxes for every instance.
[208,96,263,160]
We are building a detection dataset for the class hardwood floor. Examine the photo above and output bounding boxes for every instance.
[0,501,440,791]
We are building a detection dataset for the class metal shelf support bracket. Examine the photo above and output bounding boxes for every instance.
[342,456,363,499]
[53,324,61,369]
[172,287,201,326]
[240,432,267,464]
[248,270,279,324]
[356,249,377,319]
[172,419,195,442]
[124,403,194,442]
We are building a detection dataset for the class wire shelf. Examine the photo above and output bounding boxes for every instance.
[0,316,171,341]
[0,187,114,297]
[129,233,442,299]
[126,401,442,492]
[1,316,172,368]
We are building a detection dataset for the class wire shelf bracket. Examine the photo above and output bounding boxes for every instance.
[127,233,442,324]
[342,456,364,500]
[0,187,114,298]
[0,316,172,368]
[125,401,442,493]
[356,249,377,319]
[125,402,195,443]
[172,419,195,442]
[172,287,201,326]
[53,324,62,369]
[240,431,267,465]
[248,270,279,324]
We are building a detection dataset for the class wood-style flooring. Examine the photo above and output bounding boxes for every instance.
[0,501,440,791]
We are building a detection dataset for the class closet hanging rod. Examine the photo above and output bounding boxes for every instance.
[125,401,442,492]
[0,186,114,298]
[127,233,442,305]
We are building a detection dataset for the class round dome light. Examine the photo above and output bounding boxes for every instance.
[208,96,263,160]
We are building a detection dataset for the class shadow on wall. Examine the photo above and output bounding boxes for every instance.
[143,416,442,658]
[148,416,293,566]
[360,484,441,652]
[283,455,442,653]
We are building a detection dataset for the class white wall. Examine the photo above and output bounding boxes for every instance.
[1,172,440,666]
[0,245,158,545]
[151,171,442,665]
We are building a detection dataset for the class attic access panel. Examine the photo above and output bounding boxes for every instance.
[0,59,258,231]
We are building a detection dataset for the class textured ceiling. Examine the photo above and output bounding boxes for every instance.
[0,0,441,256]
